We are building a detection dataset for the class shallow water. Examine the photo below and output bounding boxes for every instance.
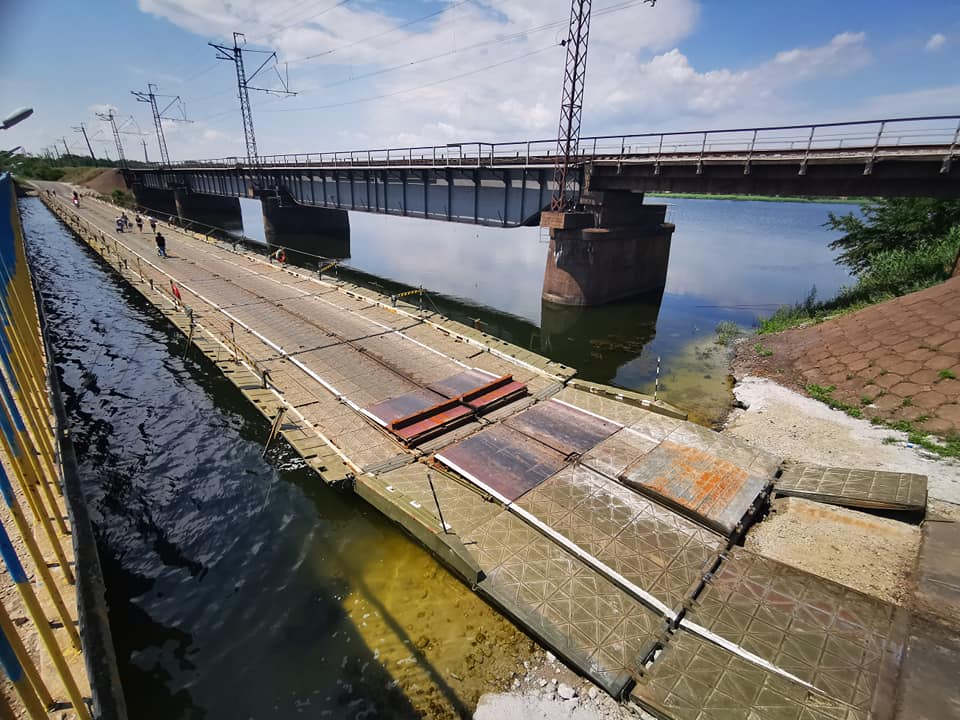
[22,198,530,719]
[239,195,853,422]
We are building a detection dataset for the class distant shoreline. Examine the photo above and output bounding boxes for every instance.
[648,192,867,204]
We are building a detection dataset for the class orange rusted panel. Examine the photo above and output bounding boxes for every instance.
[620,440,769,536]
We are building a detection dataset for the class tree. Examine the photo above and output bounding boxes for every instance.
[827,198,960,275]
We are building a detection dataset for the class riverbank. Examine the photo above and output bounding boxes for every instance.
[649,191,867,204]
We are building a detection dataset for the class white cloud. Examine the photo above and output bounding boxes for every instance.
[88,103,120,117]
[925,33,946,52]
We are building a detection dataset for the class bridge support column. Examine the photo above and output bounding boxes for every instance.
[174,190,242,231]
[541,191,674,306]
[130,183,178,219]
[261,196,351,263]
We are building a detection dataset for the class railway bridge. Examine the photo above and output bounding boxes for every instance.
[125,115,960,305]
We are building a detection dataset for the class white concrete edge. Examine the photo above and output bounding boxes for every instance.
[551,398,625,428]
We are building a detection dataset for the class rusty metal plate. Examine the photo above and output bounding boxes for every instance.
[436,425,568,502]
[390,399,474,445]
[364,388,447,426]
[427,368,498,397]
[631,629,870,720]
[775,464,927,512]
[685,547,908,717]
[504,400,619,457]
[620,440,769,536]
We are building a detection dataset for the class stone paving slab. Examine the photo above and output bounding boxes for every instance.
[736,276,960,436]
[685,547,908,717]
[775,463,927,512]
[631,629,868,720]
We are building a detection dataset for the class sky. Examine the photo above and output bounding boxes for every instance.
[1,0,958,161]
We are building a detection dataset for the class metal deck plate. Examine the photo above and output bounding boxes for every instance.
[464,509,666,697]
[775,464,927,512]
[685,547,907,717]
[631,629,869,720]
[581,427,661,479]
[364,388,447,425]
[427,368,497,397]
[620,440,770,536]
[517,465,725,610]
[436,425,568,502]
[504,400,620,456]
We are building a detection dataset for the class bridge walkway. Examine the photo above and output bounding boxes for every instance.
[39,184,915,718]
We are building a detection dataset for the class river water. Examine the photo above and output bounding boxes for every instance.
[22,194,854,718]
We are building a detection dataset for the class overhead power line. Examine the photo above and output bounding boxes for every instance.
[210,31,296,163]
[131,83,191,165]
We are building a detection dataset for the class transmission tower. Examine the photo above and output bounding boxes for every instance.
[549,0,656,211]
[72,123,97,160]
[131,83,190,165]
[60,137,70,158]
[210,32,295,164]
[96,110,126,167]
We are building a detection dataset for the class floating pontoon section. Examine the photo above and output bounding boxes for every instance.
[503,399,620,456]
[775,463,927,513]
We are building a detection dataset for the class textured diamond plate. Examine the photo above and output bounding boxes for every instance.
[464,509,666,697]
[631,629,868,720]
[775,464,927,512]
[437,424,568,501]
[581,428,660,479]
[504,400,620,457]
[686,547,908,717]
[518,465,724,611]
[621,440,770,536]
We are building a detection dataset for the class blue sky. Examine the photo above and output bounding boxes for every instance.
[1,0,958,160]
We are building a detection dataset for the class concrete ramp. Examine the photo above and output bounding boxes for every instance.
[775,464,927,513]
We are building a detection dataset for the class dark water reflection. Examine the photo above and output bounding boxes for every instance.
[22,198,520,719]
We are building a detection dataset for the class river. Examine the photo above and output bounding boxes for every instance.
[21,194,854,718]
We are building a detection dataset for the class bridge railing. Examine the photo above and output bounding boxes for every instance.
[159,115,959,170]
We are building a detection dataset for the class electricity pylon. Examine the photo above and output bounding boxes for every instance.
[95,110,126,167]
[131,84,191,165]
[210,32,296,165]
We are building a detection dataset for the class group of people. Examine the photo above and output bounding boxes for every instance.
[112,210,166,258]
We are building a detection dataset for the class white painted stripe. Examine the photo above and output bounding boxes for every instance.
[550,398,625,428]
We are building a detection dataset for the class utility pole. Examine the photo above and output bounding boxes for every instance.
[72,122,96,160]
[549,0,655,211]
[96,110,126,167]
[141,137,149,163]
[60,137,70,158]
[131,83,190,165]
[210,32,295,164]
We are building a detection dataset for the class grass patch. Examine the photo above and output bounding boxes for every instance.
[753,343,774,357]
[805,384,862,418]
[939,369,957,380]
[860,395,873,406]
[902,397,913,407]
[806,386,960,458]
[715,321,742,346]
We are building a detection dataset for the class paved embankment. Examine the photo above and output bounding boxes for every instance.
[736,276,960,436]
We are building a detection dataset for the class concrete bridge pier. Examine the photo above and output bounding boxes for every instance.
[261,195,351,263]
[540,191,674,306]
[174,190,243,231]
[130,183,178,220]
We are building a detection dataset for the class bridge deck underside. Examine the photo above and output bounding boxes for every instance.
[138,166,555,227]
[48,187,919,716]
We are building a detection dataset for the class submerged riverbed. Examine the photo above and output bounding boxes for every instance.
[22,197,536,719]
[239,195,854,424]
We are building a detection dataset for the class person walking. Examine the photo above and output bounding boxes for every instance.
[155,231,167,258]
[115,216,124,233]
[135,213,143,232]
[148,216,157,233]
